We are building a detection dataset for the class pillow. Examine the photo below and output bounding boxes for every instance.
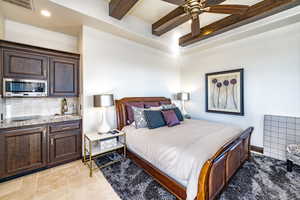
[161,104,176,110]
[132,107,148,129]
[149,106,162,111]
[144,102,160,108]
[171,107,184,121]
[144,110,166,129]
[162,106,184,121]
[125,102,144,124]
[160,100,171,105]
[162,110,180,127]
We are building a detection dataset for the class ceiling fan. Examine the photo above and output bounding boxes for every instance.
[165,0,250,37]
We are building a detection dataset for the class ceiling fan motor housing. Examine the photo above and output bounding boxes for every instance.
[184,0,204,19]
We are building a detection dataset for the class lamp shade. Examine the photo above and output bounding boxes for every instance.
[177,92,190,101]
[94,94,114,107]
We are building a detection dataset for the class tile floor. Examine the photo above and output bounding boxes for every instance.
[0,160,120,200]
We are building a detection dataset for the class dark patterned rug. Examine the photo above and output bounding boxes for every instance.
[95,153,300,200]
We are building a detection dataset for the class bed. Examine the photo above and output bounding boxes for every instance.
[116,97,254,200]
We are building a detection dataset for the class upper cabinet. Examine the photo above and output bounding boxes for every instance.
[3,49,48,80]
[0,40,80,97]
[49,57,79,97]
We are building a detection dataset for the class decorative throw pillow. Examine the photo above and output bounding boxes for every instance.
[144,102,160,108]
[132,107,148,129]
[160,100,171,105]
[144,110,166,129]
[162,106,184,121]
[162,110,180,127]
[161,104,176,110]
[125,102,144,124]
[171,107,184,121]
[149,106,163,111]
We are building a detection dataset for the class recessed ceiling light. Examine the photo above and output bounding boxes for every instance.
[41,10,51,17]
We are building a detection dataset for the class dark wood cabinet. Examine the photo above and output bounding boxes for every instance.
[3,49,48,80]
[0,126,47,178]
[0,40,80,97]
[0,120,82,179]
[49,57,79,97]
[49,129,81,165]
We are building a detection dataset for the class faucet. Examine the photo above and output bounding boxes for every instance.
[61,98,68,115]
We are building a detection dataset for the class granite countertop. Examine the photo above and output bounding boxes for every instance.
[0,114,82,129]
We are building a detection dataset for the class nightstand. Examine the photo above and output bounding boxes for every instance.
[83,131,126,177]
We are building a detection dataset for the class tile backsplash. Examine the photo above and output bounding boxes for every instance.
[2,97,79,119]
[264,115,300,161]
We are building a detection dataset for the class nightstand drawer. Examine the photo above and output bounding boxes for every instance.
[50,121,80,133]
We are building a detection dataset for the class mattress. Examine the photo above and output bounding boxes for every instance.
[122,119,242,200]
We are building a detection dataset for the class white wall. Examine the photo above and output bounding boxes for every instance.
[180,23,300,147]
[0,14,4,39]
[81,26,180,133]
[4,20,78,53]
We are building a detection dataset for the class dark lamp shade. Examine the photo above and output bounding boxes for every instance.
[177,92,190,101]
[94,94,114,107]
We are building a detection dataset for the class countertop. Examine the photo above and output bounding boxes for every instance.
[0,114,82,129]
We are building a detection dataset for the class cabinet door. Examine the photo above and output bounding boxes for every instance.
[49,129,81,165]
[49,57,79,97]
[3,49,48,80]
[0,126,47,178]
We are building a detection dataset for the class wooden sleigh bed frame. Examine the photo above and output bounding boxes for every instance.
[115,97,254,200]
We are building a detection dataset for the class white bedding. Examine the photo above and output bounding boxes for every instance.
[122,119,243,200]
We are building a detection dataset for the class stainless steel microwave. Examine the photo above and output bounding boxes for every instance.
[3,78,47,97]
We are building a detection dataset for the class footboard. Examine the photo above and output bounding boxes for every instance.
[196,127,254,200]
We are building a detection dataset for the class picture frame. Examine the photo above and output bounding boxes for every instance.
[205,68,244,116]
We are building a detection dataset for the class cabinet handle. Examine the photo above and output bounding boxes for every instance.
[51,138,54,145]
[43,130,46,138]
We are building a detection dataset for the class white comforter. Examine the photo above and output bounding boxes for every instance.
[122,119,242,200]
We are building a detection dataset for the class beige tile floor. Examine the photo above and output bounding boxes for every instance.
[0,161,121,200]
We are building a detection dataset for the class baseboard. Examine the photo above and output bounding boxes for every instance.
[250,145,264,154]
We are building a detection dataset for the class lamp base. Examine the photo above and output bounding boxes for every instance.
[98,108,111,134]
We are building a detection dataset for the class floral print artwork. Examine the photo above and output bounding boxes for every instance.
[206,70,243,114]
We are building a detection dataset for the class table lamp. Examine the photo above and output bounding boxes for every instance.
[177,92,190,116]
[94,94,114,134]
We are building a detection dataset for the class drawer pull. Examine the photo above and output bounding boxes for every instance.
[51,138,54,145]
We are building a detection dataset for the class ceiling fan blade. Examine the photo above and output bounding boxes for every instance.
[161,0,185,5]
[152,6,190,36]
[204,5,249,15]
[191,15,200,37]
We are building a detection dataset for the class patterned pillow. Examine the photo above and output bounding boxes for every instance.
[125,102,144,124]
[132,107,148,129]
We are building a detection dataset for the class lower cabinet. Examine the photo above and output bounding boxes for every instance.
[0,126,47,178]
[0,120,82,179]
[49,129,82,165]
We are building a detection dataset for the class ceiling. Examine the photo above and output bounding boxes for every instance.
[0,0,300,54]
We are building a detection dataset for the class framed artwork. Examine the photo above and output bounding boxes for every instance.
[205,68,244,115]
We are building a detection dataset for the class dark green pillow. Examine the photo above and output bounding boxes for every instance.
[144,110,166,129]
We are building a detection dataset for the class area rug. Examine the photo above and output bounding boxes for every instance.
[95,153,300,200]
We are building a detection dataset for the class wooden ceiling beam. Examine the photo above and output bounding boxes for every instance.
[161,0,185,5]
[152,0,226,36]
[109,0,139,20]
[152,6,190,36]
[179,0,300,47]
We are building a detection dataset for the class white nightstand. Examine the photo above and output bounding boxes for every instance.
[83,131,126,177]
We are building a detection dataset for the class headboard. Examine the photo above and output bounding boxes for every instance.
[115,97,171,130]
